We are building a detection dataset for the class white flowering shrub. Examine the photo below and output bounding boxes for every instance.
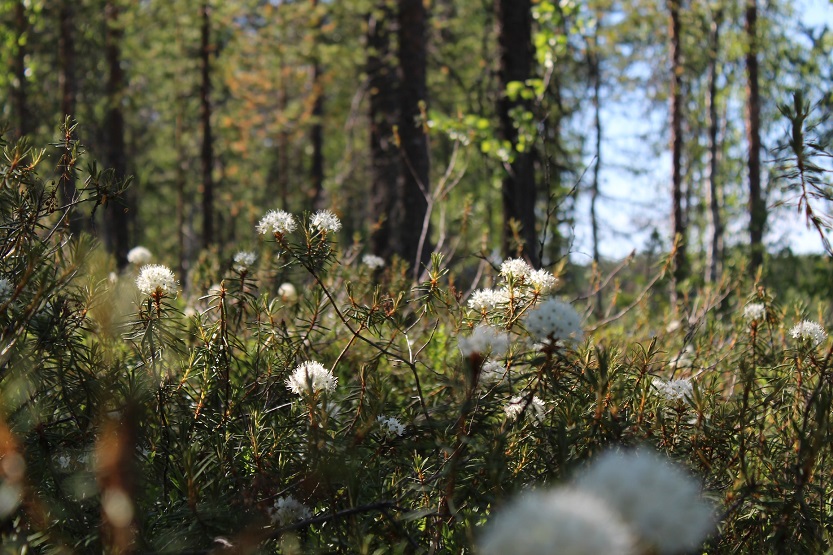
[3,131,833,554]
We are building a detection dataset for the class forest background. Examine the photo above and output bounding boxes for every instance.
[4,0,833,297]
[5,1,833,553]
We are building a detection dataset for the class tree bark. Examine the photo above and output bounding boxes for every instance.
[58,0,83,235]
[368,1,401,259]
[309,0,325,210]
[11,0,28,139]
[200,2,214,249]
[398,0,431,273]
[589,32,603,314]
[746,0,765,275]
[668,0,687,298]
[103,1,129,268]
[495,0,538,267]
[705,8,724,284]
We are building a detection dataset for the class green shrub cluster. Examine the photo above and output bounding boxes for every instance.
[1,133,833,554]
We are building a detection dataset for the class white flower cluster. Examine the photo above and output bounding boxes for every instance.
[790,320,827,346]
[135,265,177,297]
[481,448,715,555]
[377,415,406,438]
[504,395,546,425]
[479,487,636,555]
[278,282,298,303]
[479,360,506,388]
[500,258,532,280]
[573,448,715,554]
[286,361,337,396]
[458,324,510,358]
[524,298,584,345]
[257,209,297,236]
[269,495,312,526]
[653,377,693,403]
[743,302,766,322]
[362,254,386,270]
[468,259,557,314]
[233,250,256,271]
[127,246,153,265]
[0,278,13,305]
[467,288,510,311]
[310,209,342,233]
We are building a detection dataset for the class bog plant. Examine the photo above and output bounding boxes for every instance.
[1,130,833,554]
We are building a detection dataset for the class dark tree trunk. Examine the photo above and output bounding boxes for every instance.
[278,63,290,210]
[668,0,687,298]
[746,0,765,275]
[11,0,28,139]
[705,8,724,284]
[398,0,431,274]
[58,0,83,235]
[309,0,325,209]
[495,0,538,267]
[200,2,214,249]
[368,1,401,259]
[103,1,129,268]
[589,34,603,315]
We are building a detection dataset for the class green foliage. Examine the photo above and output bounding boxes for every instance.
[2,131,833,553]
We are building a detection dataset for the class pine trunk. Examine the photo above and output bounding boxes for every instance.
[368,1,401,259]
[398,0,431,274]
[705,8,724,284]
[200,2,214,249]
[668,0,687,298]
[11,0,28,139]
[103,1,129,268]
[58,0,83,235]
[746,0,765,274]
[495,0,538,267]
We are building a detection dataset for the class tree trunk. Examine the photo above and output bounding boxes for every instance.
[398,0,431,274]
[309,0,325,210]
[368,1,401,259]
[705,8,724,284]
[495,0,538,267]
[668,0,686,299]
[57,0,83,235]
[200,2,214,249]
[103,1,129,268]
[746,0,765,275]
[589,33,603,315]
[11,0,28,139]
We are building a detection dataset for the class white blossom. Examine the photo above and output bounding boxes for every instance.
[135,265,177,297]
[286,361,337,396]
[524,298,583,345]
[500,258,532,280]
[269,496,312,526]
[257,209,296,236]
[743,303,766,322]
[310,209,342,233]
[527,269,557,293]
[479,487,635,555]
[362,254,386,270]
[126,246,153,265]
[233,251,257,271]
[573,448,715,554]
[278,282,298,303]
[377,415,406,438]
[468,288,510,311]
[504,395,546,424]
[0,278,13,305]
[479,360,506,388]
[458,325,510,358]
[790,320,827,346]
[653,377,693,403]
